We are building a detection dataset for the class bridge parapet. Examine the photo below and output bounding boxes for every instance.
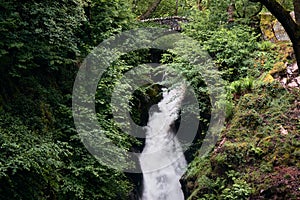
[140,16,189,31]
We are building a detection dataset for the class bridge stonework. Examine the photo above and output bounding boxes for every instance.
[140,16,189,31]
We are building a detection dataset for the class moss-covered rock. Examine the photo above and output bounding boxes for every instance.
[260,13,277,42]
[263,73,275,83]
[269,61,287,76]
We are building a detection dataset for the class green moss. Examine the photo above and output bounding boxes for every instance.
[260,13,276,42]
[269,61,286,75]
[263,73,274,83]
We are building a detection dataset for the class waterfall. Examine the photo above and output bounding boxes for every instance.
[139,85,187,200]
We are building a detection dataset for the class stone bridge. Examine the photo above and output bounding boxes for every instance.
[140,16,189,31]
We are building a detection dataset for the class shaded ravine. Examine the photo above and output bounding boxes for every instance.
[139,85,187,200]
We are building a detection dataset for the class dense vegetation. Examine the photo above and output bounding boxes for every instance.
[0,0,134,199]
[0,0,299,199]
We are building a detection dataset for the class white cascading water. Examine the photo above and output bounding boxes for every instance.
[139,85,187,200]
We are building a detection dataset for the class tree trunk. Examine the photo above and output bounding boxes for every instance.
[197,0,203,11]
[227,3,235,22]
[293,0,300,69]
[175,0,179,15]
[294,0,300,25]
[139,0,163,20]
[293,39,300,71]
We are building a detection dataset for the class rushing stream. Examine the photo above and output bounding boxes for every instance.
[139,85,187,200]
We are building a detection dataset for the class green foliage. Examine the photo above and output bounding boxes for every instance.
[0,113,68,199]
[220,178,252,200]
[0,0,136,199]
[257,40,276,51]
[235,0,262,18]
[228,77,254,97]
[0,107,133,199]
[0,0,133,86]
[82,0,134,48]
[274,0,294,11]
[183,12,259,81]
[131,0,194,18]
[0,0,85,76]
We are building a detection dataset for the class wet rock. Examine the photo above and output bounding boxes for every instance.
[280,125,288,135]
[180,175,191,199]
[294,76,300,85]
[273,21,290,41]
[273,12,295,42]
[277,62,299,88]
[287,62,299,75]
[127,172,143,200]
[287,81,298,88]
[280,77,287,85]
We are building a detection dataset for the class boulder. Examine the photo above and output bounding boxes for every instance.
[294,76,300,85]
[273,20,290,41]
[280,77,287,85]
[287,81,298,88]
[287,62,299,75]
[260,13,277,42]
[260,12,295,42]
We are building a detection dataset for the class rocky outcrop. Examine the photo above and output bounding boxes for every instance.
[127,172,143,200]
[264,62,299,89]
[279,62,299,88]
[260,12,295,42]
